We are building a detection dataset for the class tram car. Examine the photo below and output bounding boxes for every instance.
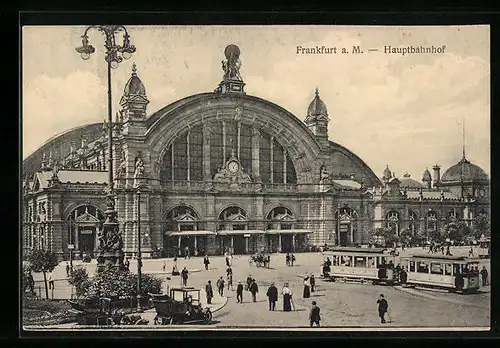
[322,247,398,285]
[402,254,480,294]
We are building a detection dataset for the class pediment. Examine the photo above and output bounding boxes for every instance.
[75,211,100,223]
[226,213,248,221]
[174,212,197,222]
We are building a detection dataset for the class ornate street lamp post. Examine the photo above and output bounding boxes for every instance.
[76,25,136,272]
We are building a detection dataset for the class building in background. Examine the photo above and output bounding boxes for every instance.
[22,47,490,260]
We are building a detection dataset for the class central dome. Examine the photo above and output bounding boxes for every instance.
[441,157,488,183]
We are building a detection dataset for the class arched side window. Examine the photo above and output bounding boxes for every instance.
[426,210,438,231]
[218,206,248,231]
[408,211,418,235]
[386,210,400,235]
[266,207,295,230]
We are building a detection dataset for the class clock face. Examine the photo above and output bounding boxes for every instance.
[479,189,485,197]
[228,161,239,173]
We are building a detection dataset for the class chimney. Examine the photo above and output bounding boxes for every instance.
[432,164,441,188]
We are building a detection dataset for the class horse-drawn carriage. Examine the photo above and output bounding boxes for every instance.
[249,253,270,268]
[151,287,212,325]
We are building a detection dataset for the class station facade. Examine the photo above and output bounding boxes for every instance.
[22,48,490,259]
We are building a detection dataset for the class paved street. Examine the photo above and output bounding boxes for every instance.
[28,247,490,328]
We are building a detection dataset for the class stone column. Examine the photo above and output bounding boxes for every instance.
[171,142,175,181]
[270,136,274,183]
[231,236,234,250]
[75,225,79,250]
[186,131,191,181]
[278,233,282,253]
[292,234,296,251]
[194,236,198,254]
[245,237,249,254]
[222,121,226,162]
[283,152,287,184]
[237,122,241,159]
[178,236,181,249]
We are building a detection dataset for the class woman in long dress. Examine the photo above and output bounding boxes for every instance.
[303,276,311,298]
[282,283,293,311]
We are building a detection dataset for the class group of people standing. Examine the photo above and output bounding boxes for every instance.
[285,253,296,266]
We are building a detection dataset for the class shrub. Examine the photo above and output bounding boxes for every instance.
[82,265,162,301]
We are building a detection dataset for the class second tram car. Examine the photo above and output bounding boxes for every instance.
[402,254,480,294]
[322,247,398,285]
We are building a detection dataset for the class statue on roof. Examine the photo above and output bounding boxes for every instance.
[222,44,242,81]
[320,164,330,184]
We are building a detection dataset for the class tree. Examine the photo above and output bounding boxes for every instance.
[373,227,399,248]
[443,221,471,243]
[472,214,490,239]
[68,266,91,298]
[399,228,413,245]
[427,229,444,244]
[27,250,59,300]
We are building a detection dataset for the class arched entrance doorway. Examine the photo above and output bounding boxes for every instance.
[266,207,299,253]
[217,206,255,254]
[386,210,401,236]
[164,206,211,257]
[334,207,357,246]
[67,205,104,259]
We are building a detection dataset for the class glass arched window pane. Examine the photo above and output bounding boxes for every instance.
[260,134,271,184]
[189,126,203,181]
[210,122,224,178]
[273,139,284,183]
[240,124,253,176]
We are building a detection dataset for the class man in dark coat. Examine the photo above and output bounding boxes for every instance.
[309,301,321,327]
[205,280,214,304]
[181,267,189,286]
[480,266,489,286]
[216,276,225,296]
[286,253,290,266]
[266,283,278,311]
[249,279,259,302]
[203,255,210,270]
[377,294,389,323]
[236,280,244,303]
[310,274,316,293]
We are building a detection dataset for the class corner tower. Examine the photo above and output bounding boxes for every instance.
[120,62,149,136]
[305,88,330,146]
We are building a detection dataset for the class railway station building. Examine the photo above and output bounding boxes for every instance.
[22,47,490,260]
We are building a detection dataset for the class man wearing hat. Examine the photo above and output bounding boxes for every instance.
[266,282,278,311]
[236,280,244,303]
[309,301,321,327]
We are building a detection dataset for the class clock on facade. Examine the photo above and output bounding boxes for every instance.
[228,161,239,173]
[479,189,485,197]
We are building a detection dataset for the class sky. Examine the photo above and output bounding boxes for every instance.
[22,25,490,179]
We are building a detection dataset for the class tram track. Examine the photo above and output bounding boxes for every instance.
[394,285,490,310]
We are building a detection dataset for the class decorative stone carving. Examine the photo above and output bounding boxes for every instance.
[134,154,145,178]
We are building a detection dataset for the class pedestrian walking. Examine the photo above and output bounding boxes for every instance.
[377,294,389,323]
[309,301,321,327]
[225,254,231,267]
[469,246,474,258]
[246,274,253,291]
[303,276,311,298]
[446,245,452,256]
[184,246,190,259]
[226,267,233,290]
[65,262,70,277]
[162,261,166,272]
[181,267,189,286]
[124,258,130,271]
[291,254,296,266]
[286,253,290,266]
[440,245,445,255]
[282,283,293,311]
[48,271,55,290]
[205,280,214,304]
[480,266,489,286]
[216,276,225,296]
[249,279,259,302]
[203,255,210,270]
[236,280,244,303]
[399,267,408,285]
[310,273,316,293]
[266,282,278,311]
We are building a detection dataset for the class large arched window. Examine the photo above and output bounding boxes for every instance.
[266,207,295,230]
[386,210,400,235]
[217,206,248,231]
[161,120,297,184]
[408,211,418,235]
[426,210,438,231]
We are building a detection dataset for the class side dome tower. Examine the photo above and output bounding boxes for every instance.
[305,88,330,146]
[120,62,150,135]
